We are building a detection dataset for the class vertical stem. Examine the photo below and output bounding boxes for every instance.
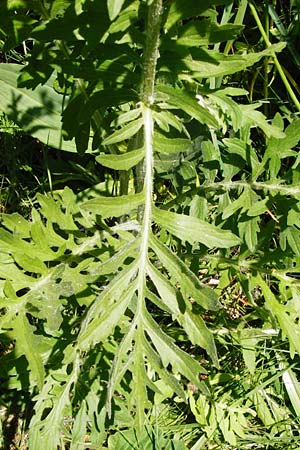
[135,0,163,199]
[135,0,163,430]
[264,2,270,116]
[139,0,163,231]
[137,0,163,307]
[249,2,300,112]
[141,0,163,106]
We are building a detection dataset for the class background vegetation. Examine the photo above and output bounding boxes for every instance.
[1,0,300,449]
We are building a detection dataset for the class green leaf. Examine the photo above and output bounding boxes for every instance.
[96,148,145,170]
[0,13,37,50]
[247,198,269,217]
[107,0,126,21]
[156,85,218,128]
[222,189,254,220]
[206,92,243,132]
[179,311,219,367]
[153,109,185,133]
[108,2,139,34]
[162,43,286,79]
[141,333,186,400]
[146,261,180,315]
[103,118,143,145]
[5,0,29,10]
[223,138,259,169]
[176,21,242,47]
[11,314,45,390]
[78,262,138,350]
[282,366,300,417]
[165,0,232,30]
[146,260,218,366]
[149,235,220,311]
[49,0,72,18]
[201,140,220,182]
[0,64,83,152]
[96,240,140,276]
[239,216,260,252]
[153,207,241,248]
[144,312,209,393]
[78,89,137,124]
[29,365,78,450]
[13,253,47,274]
[153,132,192,154]
[78,282,136,351]
[239,329,258,375]
[259,275,300,358]
[241,105,285,139]
[80,191,145,218]
[1,213,31,238]
[286,226,300,256]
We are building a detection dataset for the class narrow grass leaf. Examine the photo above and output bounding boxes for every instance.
[282,366,300,417]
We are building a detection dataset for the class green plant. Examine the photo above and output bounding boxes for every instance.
[1,1,300,449]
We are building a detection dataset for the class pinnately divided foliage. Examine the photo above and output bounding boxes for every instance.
[1,0,300,449]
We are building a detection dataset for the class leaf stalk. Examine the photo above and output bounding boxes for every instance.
[249,2,300,112]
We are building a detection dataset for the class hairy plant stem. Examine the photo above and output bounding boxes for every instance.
[163,180,300,211]
[136,0,163,197]
[138,0,163,264]
[135,0,163,429]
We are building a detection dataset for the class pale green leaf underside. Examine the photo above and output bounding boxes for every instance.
[10,314,45,390]
[153,206,241,248]
[96,147,145,170]
[146,261,219,366]
[149,235,220,311]
[241,106,285,139]
[102,118,143,145]
[144,312,209,392]
[78,282,137,350]
[154,132,192,153]
[80,191,144,218]
[156,85,218,128]
[107,0,126,21]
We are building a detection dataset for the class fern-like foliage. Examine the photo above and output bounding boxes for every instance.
[1,1,300,449]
